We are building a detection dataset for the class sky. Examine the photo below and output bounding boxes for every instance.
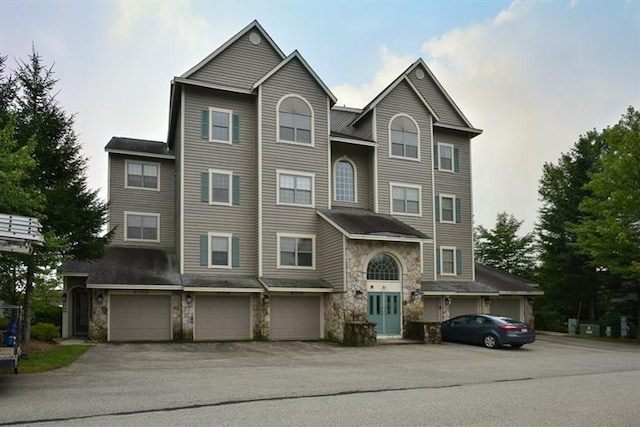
[1,0,639,234]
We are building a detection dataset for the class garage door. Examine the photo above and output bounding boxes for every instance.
[491,298,522,321]
[449,298,479,317]
[423,298,440,322]
[270,296,321,340]
[195,296,251,340]
[110,295,171,341]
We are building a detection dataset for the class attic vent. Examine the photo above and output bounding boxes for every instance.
[415,69,425,80]
[249,32,262,45]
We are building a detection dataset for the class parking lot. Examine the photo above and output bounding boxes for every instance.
[1,334,639,426]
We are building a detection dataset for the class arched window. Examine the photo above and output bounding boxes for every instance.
[278,95,313,144]
[367,253,399,281]
[335,159,355,202]
[389,115,419,159]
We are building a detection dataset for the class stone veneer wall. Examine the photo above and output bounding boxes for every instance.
[182,293,194,341]
[255,295,270,340]
[326,239,424,342]
[524,298,535,327]
[171,292,182,340]
[89,289,108,341]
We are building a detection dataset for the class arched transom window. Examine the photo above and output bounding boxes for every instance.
[335,159,355,202]
[389,115,419,159]
[367,253,399,281]
[278,95,312,144]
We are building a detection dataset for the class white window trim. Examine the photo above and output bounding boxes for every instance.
[208,168,233,206]
[209,106,233,144]
[276,169,315,208]
[276,94,315,147]
[389,182,422,217]
[333,157,358,203]
[124,211,160,243]
[388,113,420,162]
[439,193,457,224]
[124,159,160,191]
[437,142,455,172]
[277,233,316,270]
[207,231,232,269]
[440,246,457,276]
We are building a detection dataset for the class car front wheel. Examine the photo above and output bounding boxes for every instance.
[483,334,499,349]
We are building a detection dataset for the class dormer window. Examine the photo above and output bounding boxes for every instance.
[389,114,419,160]
[277,95,313,145]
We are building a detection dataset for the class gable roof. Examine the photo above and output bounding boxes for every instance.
[319,207,431,242]
[252,50,337,104]
[105,137,173,158]
[181,20,285,79]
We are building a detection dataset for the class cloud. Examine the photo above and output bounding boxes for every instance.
[331,46,415,108]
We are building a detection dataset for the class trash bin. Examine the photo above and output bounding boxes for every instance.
[579,324,600,336]
[568,318,577,334]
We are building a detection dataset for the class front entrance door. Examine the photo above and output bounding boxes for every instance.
[72,288,88,336]
[368,292,401,335]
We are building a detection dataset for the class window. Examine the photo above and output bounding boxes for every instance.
[277,95,313,145]
[335,159,356,202]
[389,114,419,160]
[390,183,421,216]
[435,194,461,224]
[278,234,315,269]
[126,161,159,190]
[435,142,459,172]
[367,253,399,280]
[438,246,462,276]
[202,107,239,144]
[125,212,159,242]
[277,170,314,207]
[200,233,239,268]
[201,170,240,206]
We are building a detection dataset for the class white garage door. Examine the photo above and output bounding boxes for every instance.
[195,296,252,341]
[423,298,441,322]
[491,298,522,321]
[270,296,321,340]
[110,295,171,341]
[449,298,479,317]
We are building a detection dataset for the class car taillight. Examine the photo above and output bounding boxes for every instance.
[499,325,520,331]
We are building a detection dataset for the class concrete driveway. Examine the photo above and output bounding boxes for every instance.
[1,335,639,426]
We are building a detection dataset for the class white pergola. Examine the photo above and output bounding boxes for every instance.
[0,213,44,254]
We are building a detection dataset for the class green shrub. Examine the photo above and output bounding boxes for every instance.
[33,305,62,327]
[535,310,566,332]
[31,323,60,342]
[0,317,8,330]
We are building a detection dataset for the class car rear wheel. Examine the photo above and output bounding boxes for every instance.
[483,334,499,349]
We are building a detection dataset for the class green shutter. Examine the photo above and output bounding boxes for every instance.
[232,113,240,144]
[201,172,209,202]
[200,235,208,266]
[455,197,462,223]
[436,248,441,274]
[232,236,240,267]
[433,144,439,170]
[454,147,460,172]
[434,195,440,222]
[201,110,209,140]
[456,249,462,275]
[232,175,240,205]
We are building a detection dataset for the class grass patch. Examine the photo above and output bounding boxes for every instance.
[569,334,640,345]
[1,342,92,374]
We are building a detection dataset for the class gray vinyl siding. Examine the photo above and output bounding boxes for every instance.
[375,79,434,237]
[317,221,344,291]
[108,154,175,249]
[434,129,474,281]
[407,66,467,128]
[421,242,435,280]
[331,143,373,210]
[182,86,258,275]
[260,58,330,278]
[189,31,283,90]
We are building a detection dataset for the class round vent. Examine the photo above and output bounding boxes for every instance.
[249,32,262,45]
[415,69,425,80]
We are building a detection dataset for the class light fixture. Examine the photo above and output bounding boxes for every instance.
[263,294,270,305]
[444,296,452,306]
[186,294,192,304]
[484,297,492,305]
[61,292,67,305]
[527,297,535,304]
[355,290,363,299]
[96,293,104,304]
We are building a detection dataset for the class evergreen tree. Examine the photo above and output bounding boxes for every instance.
[474,212,536,279]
